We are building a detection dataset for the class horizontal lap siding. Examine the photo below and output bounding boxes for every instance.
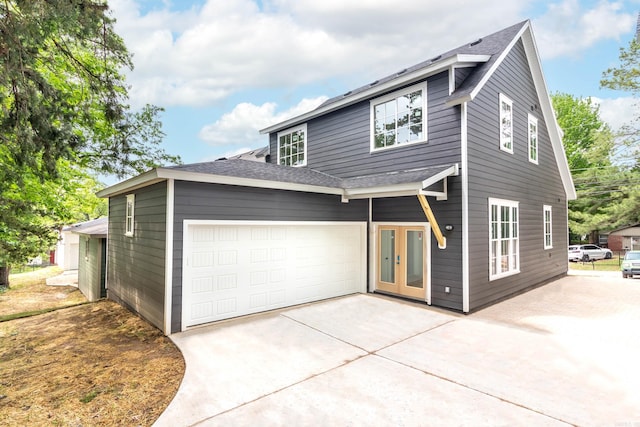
[107,182,167,330]
[171,181,368,333]
[466,40,568,310]
[269,72,462,178]
[77,236,104,302]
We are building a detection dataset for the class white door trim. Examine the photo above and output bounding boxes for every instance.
[370,221,431,305]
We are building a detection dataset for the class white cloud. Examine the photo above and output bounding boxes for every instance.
[198,96,327,146]
[110,0,528,108]
[534,0,635,59]
[592,96,638,131]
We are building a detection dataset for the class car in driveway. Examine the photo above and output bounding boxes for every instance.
[568,244,613,262]
[621,251,640,278]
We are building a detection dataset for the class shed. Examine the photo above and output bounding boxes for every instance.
[72,218,108,301]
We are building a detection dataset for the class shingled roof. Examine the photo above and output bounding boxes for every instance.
[260,20,528,135]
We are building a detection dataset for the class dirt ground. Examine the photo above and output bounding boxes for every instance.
[0,269,185,426]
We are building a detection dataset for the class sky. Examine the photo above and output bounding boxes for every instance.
[107,0,640,169]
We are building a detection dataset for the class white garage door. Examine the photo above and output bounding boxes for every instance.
[182,221,366,328]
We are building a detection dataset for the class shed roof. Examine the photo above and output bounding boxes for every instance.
[70,217,108,237]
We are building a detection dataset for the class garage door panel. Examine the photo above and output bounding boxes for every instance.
[183,223,365,328]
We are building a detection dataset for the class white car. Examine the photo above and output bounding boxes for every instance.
[568,244,613,262]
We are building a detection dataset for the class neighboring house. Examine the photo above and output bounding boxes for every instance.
[605,224,640,251]
[72,218,108,302]
[229,146,269,162]
[55,226,81,271]
[98,20,576,335]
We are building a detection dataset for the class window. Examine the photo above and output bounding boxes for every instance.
[125,194,135,237]
[528,114,538,164]
[277,124,307,167]
[371,83,426,151]
[489,198,519,280]
[544,205,552,249]
[499,94,513,153]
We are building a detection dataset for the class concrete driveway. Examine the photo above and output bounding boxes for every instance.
[154,271,640,426]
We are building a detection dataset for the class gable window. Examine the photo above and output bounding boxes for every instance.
[528,114,538,164]
[544,205,552,249]
[489,198,519,280]
[499,94,513,153]
[278,124,307,167]
[125,194,135,237]
[371,83,426,151]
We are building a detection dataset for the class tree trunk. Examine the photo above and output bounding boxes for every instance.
[0,266,10,288]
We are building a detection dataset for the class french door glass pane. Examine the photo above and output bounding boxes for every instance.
[406,230,423,288]
[380,230,395,283]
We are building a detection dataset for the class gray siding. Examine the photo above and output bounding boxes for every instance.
[466,40,568,310]
[372,186,463,311]
[77,236,106,302]
[270,71,462,178]
[171,181,368,333]
[107,182,167,330]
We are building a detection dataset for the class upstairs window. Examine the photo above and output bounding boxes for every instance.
[371,83,427,151]
[544,205,552,249]
[489,198,519,280]
[125,194,135,237]
[499,94,513,153]
[278,124,307,167]
[528,114,538,164]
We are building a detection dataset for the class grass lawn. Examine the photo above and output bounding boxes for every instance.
[0,268,185,426]
[568,257,622,272]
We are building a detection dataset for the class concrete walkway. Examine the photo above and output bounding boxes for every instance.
[155,271,640,426]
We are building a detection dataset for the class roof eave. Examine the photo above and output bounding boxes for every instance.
[259,54,491,135]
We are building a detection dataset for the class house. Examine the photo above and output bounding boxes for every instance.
[72,217,108,302]
[55,226,80,271]
[605,224,640,251]
[98,20,576,335]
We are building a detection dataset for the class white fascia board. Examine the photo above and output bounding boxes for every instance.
[520,27,577,200]
[421,164,459,189]
[157,168,344,196]
[97,167,344,199]
[445,25,528,108]
[259,54,491,135]
[96,169,163,198]
[346,188,422,200]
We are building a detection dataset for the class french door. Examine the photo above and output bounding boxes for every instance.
[376,225,427,300]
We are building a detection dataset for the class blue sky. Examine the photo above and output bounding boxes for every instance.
[108,0,639,169]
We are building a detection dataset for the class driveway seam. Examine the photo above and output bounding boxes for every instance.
[280,313,457,354]
[374,353,574,426]
[189,352,370,427]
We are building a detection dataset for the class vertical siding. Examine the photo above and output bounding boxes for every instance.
[171,181,368,333]
[466,40,569,310]
[269,71,462,178]
[107,182,167,330]
[77,235,105,302]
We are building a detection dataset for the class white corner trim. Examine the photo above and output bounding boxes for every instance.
[164,179,174,335]
[461,102,470,313]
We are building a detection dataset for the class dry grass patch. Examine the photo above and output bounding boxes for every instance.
[0,301,185,426]
[0,267,86,319]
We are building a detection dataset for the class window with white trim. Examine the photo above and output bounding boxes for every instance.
[544,205,552,249]
[528,114,538,164]
[499,94,513,153]
[125,194,135,237]
[371,83,426,151]
[489,198,519,280]
[277,124,307,167]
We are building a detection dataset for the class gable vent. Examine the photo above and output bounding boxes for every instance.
[470,38,483,47]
